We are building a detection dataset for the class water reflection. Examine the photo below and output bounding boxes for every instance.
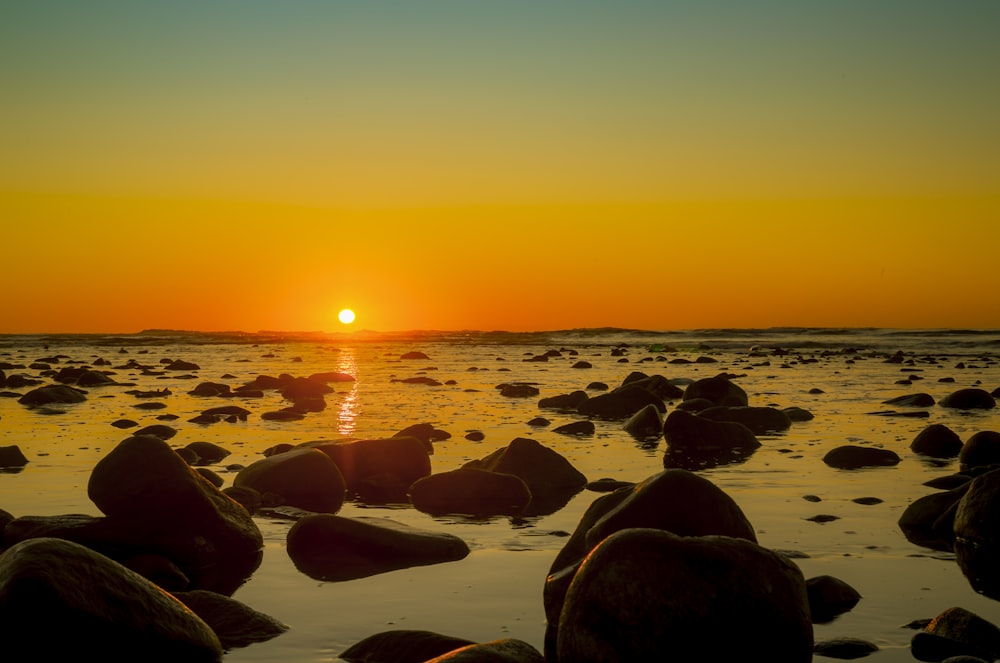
[336,347,359,437]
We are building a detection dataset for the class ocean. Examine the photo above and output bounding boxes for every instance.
[2,327,999,661]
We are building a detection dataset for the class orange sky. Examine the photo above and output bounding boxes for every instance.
[2,2,998,333]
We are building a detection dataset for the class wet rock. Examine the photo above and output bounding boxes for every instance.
[200,405,252,422]
[303,436,432,502]
[53,366,117,387]
[696,405,792,435]
[134,424,177,441]
[663,409,760,452]
[622,403,663,441]
[395,422,451,445]
[784,406,815,422]
[499,383,540,398]
[912,424,964,459]
[807,575,862,623]
[401,351,430,360]
[576,385,665,421]
[165,359,200,371]
[538,391,589,410]
[234,448,346,514]
[884,393,936,407]
[173,589,287,650]
[183,441,231,466]
[428,638,545,662]
[813,637,879,659]
[409,468,531,517]
[260,409,305,421]
[959,431,1000,471]
[954,468,1000,599]
[286,513,469,581]
[556,529,812,662]
[898,484,968,552]
[0,445,28,468]
[0,537,222,662]
[340,629,477,663]
[189,382,233,397]
[552,420,595,437]
[280,376,335,401]
[17,384,87,407]
[619,372,684,400]
[87,434,263,593]
[913,607,1000,662]
[682,376,749,407]
[822,445,901,469]
[111,418,139,429]
[940,389,996,410]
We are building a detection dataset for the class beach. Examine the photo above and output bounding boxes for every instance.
[2,328,1000,661]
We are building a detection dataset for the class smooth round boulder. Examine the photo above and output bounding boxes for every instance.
[409,468,531,517]
[959,431,1000,471]
[340,630,477,663]
[682,376,749,407]
[941,389,996,410]
[822,445,901,469]
[954,469,1000,599]
[17,384,87,407]
[912,424,964,459]
[234,447,347,513]
[556,529,812,662]
[622,403,664,442]
[696,405,792,435]
[662,409,760,452]
[305,436,432,502]
[576,385,665,421]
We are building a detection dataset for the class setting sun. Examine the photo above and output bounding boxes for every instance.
[338,308,356,325]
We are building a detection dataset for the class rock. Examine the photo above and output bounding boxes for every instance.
[696,405,792,435]
[682,376,749,407]
[200,405,252,421]
[619,373,684,400]
[53,366,117,387]
[165,359,200,371]
[912,424,964,459]
[499,383,540,398]
[552,421,595,437]
[959,431,1000,470]
[813,637,879,658]
[260,409,305,421]
[340,629,477,663]
[806,575,862,623]
[914,607,1000,661]
[622,403,663,442]
[400,351,430,360]
[662,409,760,470]
[543,469,756,658]
[538,391,590,410]
[884,393,936,407]
[409,468,531,517]
[556,529,812,662]
[286,514,469,581]
[183,441,231,465]
[426,638,545,662]
[17,384,87,407]
[280,376,334,401]
[234,448,347,513]
[134,424,177,441]
[189,382,233,397]
[576,385,665,421]
[173,589,287,650]
[0,445,28,468]
[941,388,996,410]
[394,422,452,444]
[463,437,587,514]
[784,406,815,422]
[303,436,432,502]
[898,485,968,552]
[0,538,222,662]
[822,445,901,469]
[87,434,264,593]
[111,418,139,429]
[954,468,1000,598]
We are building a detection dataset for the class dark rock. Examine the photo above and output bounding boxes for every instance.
[465,430,485,441]
[806,575,862,623]
[663,409,760,452]
[959,431,1000,471]
[303,436,432,502]
[53,366,117,387]
[111,419,139,429]
[0,445,28,468]
[538,391,589,411]
[556,529,812,662]
[571,361,592,369]
[912,424,964,459]
[394,422,451,444]
[784,406,815,422]
[526,417,550,427]
[0,538,222,662]
[165,359,200,371]
[234,448,347,513]
[954,469,1000,599]
[622,403,663,442]
[409,468,531,517]
[286,514,469,581]
[576,385,665,421]
[941,389,996,410]
[189,382,233,397]
[499,383,540,398]
[682,376,748,407]
[260,409,305,421]
[898,485,968,551]
[17,384,87,407]
[173,589,287,650]
[822,445,901,469]
[813,637,879,658]
[884,393,936,407]
[620,373,684,400]
[201,405,252,421]
[696,405,792,435]
[428,639,545,662]
[401,351,430,360]
[340,629,476,663]
[280,376,334,401]
[133,424,177,441]
[184,441,231,465]
[552,421,595,437]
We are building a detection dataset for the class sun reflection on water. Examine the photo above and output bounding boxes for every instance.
[336,346,359,437]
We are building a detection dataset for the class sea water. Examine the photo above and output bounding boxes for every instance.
[1,328,999,661]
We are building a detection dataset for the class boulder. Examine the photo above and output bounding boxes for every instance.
[806,575,862,623]
[696,405,792,435]
[619,373,684,400]
[234,448,347,514]
[395,422,451,445]
[576,386,665,421]
[822,445,901,469]
[622,403,663,442]
[538,391,589,411]
[682,376,749,407]
[303,436,432,502]
[0,445,28,468]
[0,538,222,662]
[959,431,1000,470]
[783,406,815,422]
[912,424,964,459]
[173,589,287,650]
[954,468,1000,598]
[426,639,545,662]
[17,384,87,407]
[911,607,1000,662]
[898,485,968,552]
[941,389,996,410]
[189,382,232,397]
[341,630,477,663]
[662,409,760,470]
[183,441,231,466]
[286,514,469,581]
[409,468,531,517]
[556,529,812,662]
[884,393,936,407]
[552,421,595,437]
[87,435,263,594]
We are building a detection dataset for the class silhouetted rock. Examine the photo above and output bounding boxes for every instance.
[576,385,665,421]
[409,468,531,517]
[813,638,879,659]
[189,382,233,397]
[941,388,996,410]
[538,391,589,411]
[552,420,595,437]
[234,448,347,513]
[619,373,684,400]
[401,351,430,360]
[622,403,663,442]
[822,445,901,469]
[134,424,177,441]
[696,405,792,435]
[783,406,815,422]
[682,376,748,407]
[173,589,287,651]
[959,431,1000,470]
[430,638,545,662]
[0,538,222,662]
[911,607,1000,662]
[340,630,476,663]
[912,423,964,459]
[556,529,812,662]
[17,384,87,407]
[165,359,200,371]
[286,514,469,581]
[806,575,862,623]
[394,422,451,445]
[303,436,432,502]
[0,445,28,468]
[884,393,936,407]
[955,468,1000,599]
[183,441,231,466]
[663,409,760,452]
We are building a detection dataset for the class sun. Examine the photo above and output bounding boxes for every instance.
[337,308,356,325]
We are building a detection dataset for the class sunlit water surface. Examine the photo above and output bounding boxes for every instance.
[1,328,999,661]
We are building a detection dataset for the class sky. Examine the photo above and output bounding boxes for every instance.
[2,1,998,333]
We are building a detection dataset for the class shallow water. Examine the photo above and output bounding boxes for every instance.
[2,328,999,661]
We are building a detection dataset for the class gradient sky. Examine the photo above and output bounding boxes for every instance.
[2,1,998,333]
